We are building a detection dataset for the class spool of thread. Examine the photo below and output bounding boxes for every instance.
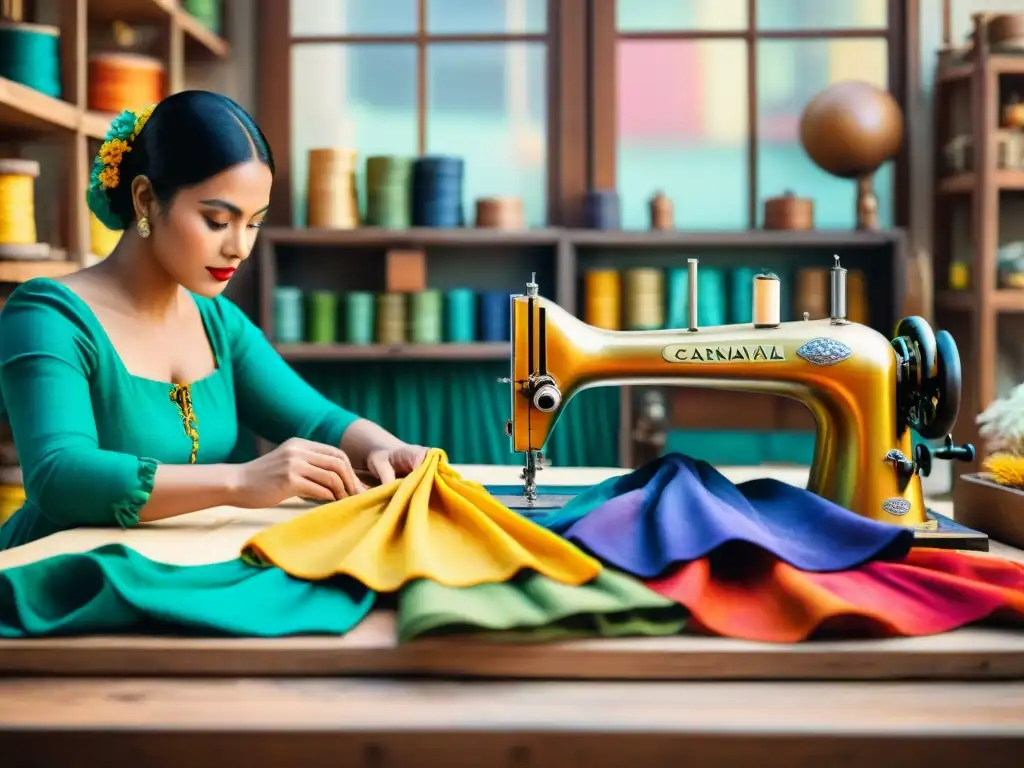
[306,291,338,344]
[0,21,62,98]
[665,267,689,328]
[796,267,829,319]
[344,291,375,345]
[649,192,674,230]
[306,148,360,229]
[0,159,40,246]
[445,289,477,342]
[89,212,122,258]
[377,293,407,345]
[624,268,664,330]
[274,286,304,343]
[848,269,869,325]
[479,291,511,341]
[410,290,443,344]
[697,268,727,326]
[365,155,413,229]
[87,53,164,113]
[0,483,25,525]
[729,267,758,324]
[413,156,464,228]
[584,189,621,230]
[584,269,621,330]
[475,197,525,229]
[184,0,222,33]
[753,271,782,328]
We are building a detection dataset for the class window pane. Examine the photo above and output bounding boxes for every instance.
[290,0,417,36]
[616,40,749,230]
[757,0,886,31]
[756,39,891,229]
[426,43,547,226]
[427,0,546,34]
[291,45,418,226]
[616,0,746,32]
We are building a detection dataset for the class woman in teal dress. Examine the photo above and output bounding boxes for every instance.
[0,90,427,550]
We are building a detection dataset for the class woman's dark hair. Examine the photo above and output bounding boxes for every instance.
[89,90,274,230]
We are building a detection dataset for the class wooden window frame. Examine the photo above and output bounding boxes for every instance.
[588,0,919,232]
[257,0,590,228]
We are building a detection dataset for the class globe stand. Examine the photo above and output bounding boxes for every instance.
[856,173,880,230]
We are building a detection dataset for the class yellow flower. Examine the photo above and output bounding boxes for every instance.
[131,105,155,141]
[985,452,1024,489]
[98,166,120,189]
[98,139,131,167]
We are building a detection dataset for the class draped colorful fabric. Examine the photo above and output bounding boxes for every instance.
[538,453,914,578]
[243,448,601,591]
[645,546,1024,642]
[0,544,373,638]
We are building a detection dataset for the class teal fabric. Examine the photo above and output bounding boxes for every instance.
[0,544,374,637]
[295,361,621,467]
[533,472,628,531]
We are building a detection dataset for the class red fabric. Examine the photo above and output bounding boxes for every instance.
[645,547,1024,643]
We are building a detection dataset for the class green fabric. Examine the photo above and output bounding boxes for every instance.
[0,544,374,637]
[397,568,687,643]
[0,278,360,550]
[295,361,621,467]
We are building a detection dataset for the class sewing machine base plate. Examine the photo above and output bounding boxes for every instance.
[918,510,988,551]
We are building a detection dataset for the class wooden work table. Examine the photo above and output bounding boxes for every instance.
[0,464,1022,767]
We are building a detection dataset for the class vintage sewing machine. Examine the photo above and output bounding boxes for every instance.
[505,257,984,549]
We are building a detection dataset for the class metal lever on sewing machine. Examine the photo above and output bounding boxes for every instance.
[913,434,975,478]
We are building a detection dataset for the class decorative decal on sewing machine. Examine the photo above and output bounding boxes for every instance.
[661,344,785,363]
[795,338,853,366]
[882,498,911,516]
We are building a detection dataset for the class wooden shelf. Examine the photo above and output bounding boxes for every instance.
[0,260,79,284]
[936,289,1024,312]
[275,343,510,362]
[939,171,1024,194]
[87,0,230,59]
[0,78,80,136]
[565,228,903,249]
[939,52,1024,83]
[261,227,563,248]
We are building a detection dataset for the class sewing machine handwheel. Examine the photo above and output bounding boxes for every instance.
[917,329,962,440]
[894,316,937,387]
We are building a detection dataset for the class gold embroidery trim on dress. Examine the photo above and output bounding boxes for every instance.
[169,383,199,464]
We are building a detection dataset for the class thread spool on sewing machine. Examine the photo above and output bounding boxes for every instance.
[503,259,984,549]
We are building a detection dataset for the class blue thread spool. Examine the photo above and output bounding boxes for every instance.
[730,267,757,324]
[274,286,303,343]
[0,22,62,99]
[697,267,727,326]
[666,267,690,329]
[479,291,511,341]
[445,289,477,343]
[412,156,464,228]
[584,189,621,230]
[344,291,375,345]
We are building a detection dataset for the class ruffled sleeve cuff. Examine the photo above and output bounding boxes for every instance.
[111,457,159,529]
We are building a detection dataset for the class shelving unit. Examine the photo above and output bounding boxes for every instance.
[933,12,1024,474]
[0,0,230,283]
[257,226,907,467]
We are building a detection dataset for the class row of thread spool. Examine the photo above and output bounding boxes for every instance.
[584,265,869,330]
[306,150,526,230]
[274,288,513,345]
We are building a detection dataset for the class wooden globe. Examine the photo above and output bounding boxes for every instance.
[799,81,904,180]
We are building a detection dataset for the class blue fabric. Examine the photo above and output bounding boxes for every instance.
[537,453,915,578]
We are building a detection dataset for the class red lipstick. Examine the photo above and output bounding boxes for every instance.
[206,267,236,282]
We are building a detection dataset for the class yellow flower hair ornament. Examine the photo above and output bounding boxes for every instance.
[87,104,157,231]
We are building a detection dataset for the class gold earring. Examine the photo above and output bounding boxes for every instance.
[137,217,151,238]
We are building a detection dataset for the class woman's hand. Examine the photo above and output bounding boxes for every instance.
[232,437,367,508]
[365,443,429,484]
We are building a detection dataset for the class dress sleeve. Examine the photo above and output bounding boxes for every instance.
[217,296,361,446]
[0,289,157,529]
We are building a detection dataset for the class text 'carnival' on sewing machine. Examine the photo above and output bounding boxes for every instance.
[504,257,975,531]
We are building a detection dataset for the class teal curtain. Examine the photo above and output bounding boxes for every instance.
[294,361,620,467]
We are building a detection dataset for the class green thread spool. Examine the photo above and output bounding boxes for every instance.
[729,267,757,324]
[697,267,726,326]
[274,286,304,343]
[623,268,664,330]
[377,292,408,344]
[0,22,62,99]
[184,0,222,33]
[666,267,689,329]
[306,290,338,344]
[344,291,375,345]
[445,289,477,343]
[410,290,443,344]
[365,156,413,229]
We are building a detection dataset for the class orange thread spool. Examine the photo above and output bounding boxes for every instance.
[88,53,164,114]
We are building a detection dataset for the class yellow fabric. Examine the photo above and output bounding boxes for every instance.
[242,449,602,592]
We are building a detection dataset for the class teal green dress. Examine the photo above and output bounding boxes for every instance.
[0,278,359,550]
